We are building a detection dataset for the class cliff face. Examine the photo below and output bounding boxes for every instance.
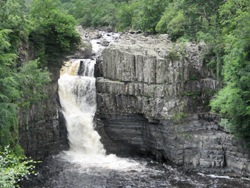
[18,65,69,160]
[17,28,95,160]
[96,33,250,176]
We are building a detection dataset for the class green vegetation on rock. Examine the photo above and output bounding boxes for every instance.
[29,0,80,66]
[0,146,39,188]
[0,0,80,185]
[210,0,250,145]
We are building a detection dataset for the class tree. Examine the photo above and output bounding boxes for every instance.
[156,0,186,40]
[181,0,224,39]
[211,0,250,145]
[133,0,167,33]
[0,0,51,154]
[67,0,94,26]
[0,29,51,153]
[29,0,80,66]
[116,1,141,31]
[0,29,19,151]
[0,0,29,52]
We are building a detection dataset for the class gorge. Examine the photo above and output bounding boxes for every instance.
[19,29,250,187]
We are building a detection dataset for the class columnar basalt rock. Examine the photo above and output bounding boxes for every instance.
[96,33,250,176]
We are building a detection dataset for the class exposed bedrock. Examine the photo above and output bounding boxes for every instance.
[96,33,250,176]
[17,26,97,160]
[18,64,69,160]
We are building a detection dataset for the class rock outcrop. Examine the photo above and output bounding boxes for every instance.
[96,33,250,176]
[18,65,69,160]
[71,26,93,59]
[18,40,69,160]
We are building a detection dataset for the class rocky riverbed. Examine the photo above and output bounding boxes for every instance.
[20,153,250,188]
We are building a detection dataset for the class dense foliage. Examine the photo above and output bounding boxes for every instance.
[1,0,46,154]
[0,0,79,186]
[210,0,250,144]
[29,0,80,66]
[0,146,37,188]
[59,0,250,144]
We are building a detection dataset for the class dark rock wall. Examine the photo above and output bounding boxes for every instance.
[17,27,96,160]
[18,65,69,160]
[96,112,250,176]
[96,33,250,176]
[96,114,146,157]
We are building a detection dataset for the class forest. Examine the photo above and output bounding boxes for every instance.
[0,0,250,187]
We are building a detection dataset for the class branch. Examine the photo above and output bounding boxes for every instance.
[193,9,210,23]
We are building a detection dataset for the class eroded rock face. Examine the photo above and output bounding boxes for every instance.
[99,33,217,118]
[18,65,69,160]
[15,38,69,160]
[96,33,250,176]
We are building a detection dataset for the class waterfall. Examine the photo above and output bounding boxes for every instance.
[58,58,141,170]
[58,59,105,155]
[57,32,144,171]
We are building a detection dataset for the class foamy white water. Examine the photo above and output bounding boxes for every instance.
[59,59,104,155]
[58,57,142,171]
[91,32,120,55]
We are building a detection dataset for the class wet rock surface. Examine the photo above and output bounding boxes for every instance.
[96,113,250,177]
[20,154,250,188]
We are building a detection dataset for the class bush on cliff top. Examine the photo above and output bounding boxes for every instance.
[29,0,80,66]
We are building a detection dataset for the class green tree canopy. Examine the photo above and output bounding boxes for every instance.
[133,0,167,33]
[156,0,186,40]
[0,29,51,154]
[211,0,250,144]
[29,0,80,66]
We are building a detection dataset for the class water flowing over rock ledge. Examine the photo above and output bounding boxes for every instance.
[96,33,250,176]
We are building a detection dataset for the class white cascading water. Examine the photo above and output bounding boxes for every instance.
[58,59,105,155]
[58,33,142,170]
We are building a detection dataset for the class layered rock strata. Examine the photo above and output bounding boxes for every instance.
[96,33,250,176]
